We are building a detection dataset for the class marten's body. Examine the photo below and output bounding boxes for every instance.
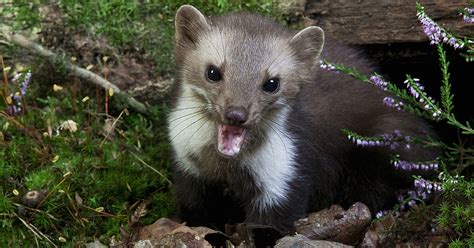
[168,6,436,232]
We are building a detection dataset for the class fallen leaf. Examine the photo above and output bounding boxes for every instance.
[47,118,52,138]
[59,120,78,133]
[75,192,83,205]
[5,95,12,104]
[53,84,63,91]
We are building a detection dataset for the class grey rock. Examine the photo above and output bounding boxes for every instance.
[276,234,353,248]
[85,239,108,248]
[295,202,371,246]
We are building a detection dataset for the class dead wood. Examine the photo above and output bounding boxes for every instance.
[0,26,148,114]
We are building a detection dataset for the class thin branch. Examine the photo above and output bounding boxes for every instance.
[16,214,58,247]
[130,152,173,186]
[0,26,148,114]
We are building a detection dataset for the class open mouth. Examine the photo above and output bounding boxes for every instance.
[217,124,247,157]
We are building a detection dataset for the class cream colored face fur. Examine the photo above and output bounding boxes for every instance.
[169,5,324,210]
[171,5,324,160]
[173,5,324,129]
[180,31,297,125]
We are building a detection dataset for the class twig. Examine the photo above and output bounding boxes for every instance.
[99,108,128,147]
[0,26,148,114]
[16,215,58,247]
[13,203,58,221]
[37,171,72,208]
[130,152,172,186]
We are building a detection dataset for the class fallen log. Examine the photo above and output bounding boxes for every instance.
[0,26,148,114]
[304,0,474,44]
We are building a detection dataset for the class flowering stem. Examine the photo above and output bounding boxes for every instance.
[404,75,442,120]
[343,128,415,150]
[392,157,439,171]
[320,60,431,118]
[416,2,466,49]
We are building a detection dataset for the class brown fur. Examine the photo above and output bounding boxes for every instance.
[168,5,438,232]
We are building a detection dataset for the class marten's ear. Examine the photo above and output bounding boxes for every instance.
[175,5,210,48]
[290,26,325,67]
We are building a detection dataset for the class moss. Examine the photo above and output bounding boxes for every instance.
[57,0,281,76]
[25,169,57,190]
[0,77,175,245]
[0,1,285,245]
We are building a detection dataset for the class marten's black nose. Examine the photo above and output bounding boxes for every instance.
[225,107,248,125]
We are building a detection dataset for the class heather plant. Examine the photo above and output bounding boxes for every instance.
[321,2,473,245]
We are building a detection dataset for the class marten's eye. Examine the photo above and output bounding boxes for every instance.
[262,78,280,93]
[206,65,222,82]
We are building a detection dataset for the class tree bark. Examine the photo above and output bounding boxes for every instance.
[304,0,473,44]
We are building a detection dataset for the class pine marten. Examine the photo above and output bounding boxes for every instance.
[168,5,437,232]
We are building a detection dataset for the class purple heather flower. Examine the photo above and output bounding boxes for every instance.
[391,177,442,216]
[319,60,337,71]
[20,71,31,96]
[463,8,474,23]
[393,129,401,137]
[414,178,442,193]
[12,105,19,114]
[11,93,20,101]
[463,16,474,23]
[370,75,388,91]
[417,8,465,49]
[393,160,438,171]
[348,129,411,150]
[11,73,21,83]
[383,97,404,111]
[375,210,389,219]
[403,78,443,119]
[6,71,32,116]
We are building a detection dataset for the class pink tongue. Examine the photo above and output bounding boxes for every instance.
[217,124,246,157]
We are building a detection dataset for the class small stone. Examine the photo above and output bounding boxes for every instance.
[21,190,47,208]
[295,202,371,246]
[85,239,108,248]
[276,234,353,248]
[155,226,212,248]
[133,240,153,248]
[359,215,396,247]
[137,218,183,244]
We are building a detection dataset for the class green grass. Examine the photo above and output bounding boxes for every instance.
[58,0,280,76]
[0,76,175,245]
[0,1,282,246]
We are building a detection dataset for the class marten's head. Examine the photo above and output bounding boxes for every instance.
[171,5,324,158]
